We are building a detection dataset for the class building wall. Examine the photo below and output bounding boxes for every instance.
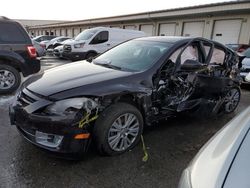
[16,19,67,29]
[27,2,250,44]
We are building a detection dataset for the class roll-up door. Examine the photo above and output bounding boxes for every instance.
[182,21,204,37]
[159,23,176,36]
[212,19,242,44]
[140,24,154,36]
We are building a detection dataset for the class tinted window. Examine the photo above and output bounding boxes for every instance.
[0,23,26,44]
[45,36,54,40]
[90,31,109,44]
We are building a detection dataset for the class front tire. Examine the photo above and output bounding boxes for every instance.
[94,103,143,156]
[0,64,21,94]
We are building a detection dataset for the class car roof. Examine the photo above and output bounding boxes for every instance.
[0,16,18,24]
[135,36,198,43]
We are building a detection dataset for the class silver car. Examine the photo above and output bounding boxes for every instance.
[32,40,45,57]
[179,73,250,188]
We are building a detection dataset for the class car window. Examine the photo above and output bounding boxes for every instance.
[58,38,67,42]
[46,36,54,40]
[0,23,26,44]
[49,36,55,40]
[169,45,199,64]
[33,36,42,42]
[93,40,173,72]
[41,37,46,41]
[90,31,109,44]
[209,47,226,65]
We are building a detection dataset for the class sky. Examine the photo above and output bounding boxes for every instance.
[1,0,234,21]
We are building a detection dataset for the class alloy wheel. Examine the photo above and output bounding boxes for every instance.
[224,88,240,113]
[0,70,16,90]
[108,113,140,152]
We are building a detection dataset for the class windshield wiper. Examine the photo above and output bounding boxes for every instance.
[98,63,122,70]
[93,59,121,70]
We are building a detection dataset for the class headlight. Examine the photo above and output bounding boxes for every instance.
[45,97,98,116]
[74,43,85,48]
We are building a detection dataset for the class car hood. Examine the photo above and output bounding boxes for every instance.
[25,61,135,97]
[64,39,86,45]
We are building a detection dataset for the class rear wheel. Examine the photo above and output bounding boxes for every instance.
[224,87,241,113]
[0,64,21,94]
[94,103,143,156]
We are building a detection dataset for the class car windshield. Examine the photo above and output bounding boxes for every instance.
[243,48,250,58]
[33,36,41,40]
[75,29,98,41]
[93,40,173,72]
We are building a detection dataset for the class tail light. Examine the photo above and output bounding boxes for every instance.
[27,45,37,58]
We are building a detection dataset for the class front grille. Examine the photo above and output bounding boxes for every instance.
[63,45,72,53]
[17,89,37,107]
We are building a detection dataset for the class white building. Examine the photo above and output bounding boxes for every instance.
[28,1,250,44]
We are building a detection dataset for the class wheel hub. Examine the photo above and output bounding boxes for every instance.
[0,70,15,89]
[224,88,240,113]
[108,113,140,152]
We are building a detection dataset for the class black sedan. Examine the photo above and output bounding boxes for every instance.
[9,37,242,158]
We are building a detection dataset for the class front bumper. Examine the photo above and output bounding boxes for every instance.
[9,104,91,156]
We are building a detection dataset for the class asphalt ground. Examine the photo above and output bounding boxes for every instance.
[0,56,250,188]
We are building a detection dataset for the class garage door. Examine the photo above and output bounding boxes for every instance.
[159,23,176,36]
[55,29,59,36]
[212,19,242,44]
[67,29,73,37]
[140,24,154,36]
[73,28,80,37]
[61,29,66,36]
[124,25,137,30]
[182,22,204,37]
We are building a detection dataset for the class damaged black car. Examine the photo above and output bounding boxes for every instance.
[9,37,242,157]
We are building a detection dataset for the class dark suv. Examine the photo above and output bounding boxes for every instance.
[0,17,40,94]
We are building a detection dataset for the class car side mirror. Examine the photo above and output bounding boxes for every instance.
[181,59,204,71]
[245,73,250,83]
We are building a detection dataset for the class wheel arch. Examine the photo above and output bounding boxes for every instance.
[0,56,22,73]
[86,50,98,56]
[113,93,147,123]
